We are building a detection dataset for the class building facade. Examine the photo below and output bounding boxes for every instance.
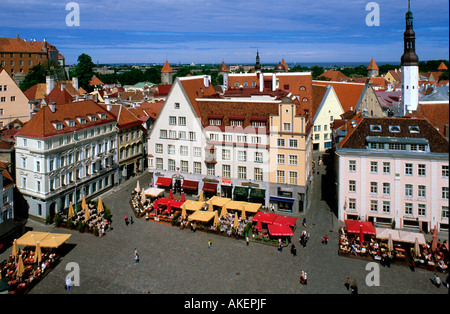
[0,68,32,126]
[336,116,449,233]
[15,100,119,220]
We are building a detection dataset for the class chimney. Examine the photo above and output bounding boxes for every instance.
[46,76,55,95]
[61,83,66,91]
[72,77,79,90]
[204,76,210,88]
[259,72,264,92]
[272,73,276,91]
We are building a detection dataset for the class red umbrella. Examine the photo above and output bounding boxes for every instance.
[180,192,186,202]
[431,225,438,252]
[167,201,172,215]
[169,190,173,199]
[256,219,262,232]
[359,224,364,244]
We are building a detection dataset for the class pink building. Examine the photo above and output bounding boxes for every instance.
[336,116,449,233]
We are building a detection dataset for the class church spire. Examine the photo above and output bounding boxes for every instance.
[255,49,261,72]
[401,0,419,66]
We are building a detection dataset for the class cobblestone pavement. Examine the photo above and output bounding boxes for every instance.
[2,160,448,295]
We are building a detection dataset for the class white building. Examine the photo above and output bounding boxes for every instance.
[0,164,15,223]
[15,100,119,220]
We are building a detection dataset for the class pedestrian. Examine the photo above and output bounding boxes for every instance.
[65,277,71,291]
[291,244,297,257]
[208,239,212,249]
[410,259,415,272]
[345,277,351,290]
[317,169,320,175]
[246,236,249,246]
[134,253,139,264]
[302,218,306,227]
[350,280,358,294]
[432,274,441,288]
[322,235,329,245]
[278,241,283,253]
[125,216,129,226]
[130,216,134,225]
[300,271,306,285]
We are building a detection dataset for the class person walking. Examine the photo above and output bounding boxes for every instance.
[344,277,351,290]
[125,216,129,226]
[130,216,134,225]
[350,280,358,294]
[322,235,329,245]
[208,240,212,250]
[302,218,307,227]
[246,236,249,246]
[65,277,72,291]
[290,244,297,257]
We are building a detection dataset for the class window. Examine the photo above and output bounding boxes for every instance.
[255,152,263,163]
[194,162,201,174]
[36,161,40,172]
[254,168,263,181]
[388,143,406,151]
[222,149,230,160]
[442,165,449,177]
[238,166,247,179]
[180,146,188,156]
[238,151,247,162]
[231,120,242,127]
[383,162,390,174]
[277,154,285,165]
[181,160,188,172]
[193,147,201,157]
[349,160,356,172]
[276,170,285,183]
[277,138,285,147]
[442,206,449,219]
[178,117,186,126]
[349,180,356,192]
[405,163,413,175]
[405,203,413,215]
[160,129,167,138]
[418,204,426,216]
[283,123,291,131]
[168,159,176,171]
[178,131,186,140]
[418,185,426,198]
[36,181,41,192]
[289,155,298,166]
[223,134,232,142]
[289,171,298,185]
[442,187,449,200]
[169,116,176,125]
[418,164,426,176]
[370,182,378,194]
[405,184,413,197]
[251,136,261,144]
[174,102,180,109]
[168,145,175,155]
[383,182,390,195]
[222,165,231,178]
[370,200,378,212]
[155,143,163,154]
[348,199,356,211]
[289,139,298,148]
[382,201,391,214]
[189,132,196,141]
[370,125,382,132]
[370,161,378,173]
[169,130,177,139]
[236,135,246,143]
[389,125,400,133]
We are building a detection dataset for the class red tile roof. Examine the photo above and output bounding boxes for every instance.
[44,87,73,105]
[438,62,448,71]
[178,76,219,117]
[318,70,348,82]
[89,77,104,86]
[101,104,142,130]
[161,60,172,73]
[16,100,116,139]
[0,38,58,53]
[367,59,379,70]
[313,81,365,112]
[413,102,449,137]
[218,61,229,73]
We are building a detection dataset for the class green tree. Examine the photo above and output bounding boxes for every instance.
[143,67,162,84]
[71,53,95,92]
[19,64,47,91]
[119,68,145,85]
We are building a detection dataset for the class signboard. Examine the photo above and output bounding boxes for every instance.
[222,178,231,185]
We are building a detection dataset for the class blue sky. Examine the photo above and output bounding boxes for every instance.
[1,0,448,65]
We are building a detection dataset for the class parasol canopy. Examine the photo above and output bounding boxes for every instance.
[180,192,186,202]
[68,202,74,218]
[39,233,72,248]
[169,190,173,199]
[213,211,219,227]
[207,200,213,212]
[241,205,246,220]
[268,224,294,237]
[188,210,215,223]
[12,239,19,259]
[198,191,204,202]
[431,225,437,252]
[135,180,140,193]
[81,195,87,211]
[220,204,228,219]
[97,198,104,214]
[16,231,50,247]
[181,203,187,219]
[345,220,376,235]
[34,241,42,263]
[144,187,165,198]
[233,213,239,229]
[17,256,24,278]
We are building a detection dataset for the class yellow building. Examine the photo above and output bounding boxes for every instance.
[268,97,312,213]
[0,68,31,127]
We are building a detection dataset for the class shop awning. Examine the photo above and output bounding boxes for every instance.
[188,210,216,223]
[269,195,295,203]
[202,182,217,193]
[250,188,265,199]
[268,224,294,237]
[233,186,249,198]
[182,179,199,191]
[398,230,426,245]
[156,177,172,188]
[345,220,376,235]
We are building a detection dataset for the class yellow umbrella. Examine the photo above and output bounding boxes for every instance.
[199,191,204,202]
[84,203,90,221]
[17,255,24,278]
[181,203,187,219]
[241,205,246,220]
[81,195,87,211]
[68,202,74,218]
[97,198,104,214]
[34,241,42,263]
[220,204,228,219]
[208,200,213,212]
[136,180,140,193]
[12,239,19,260]
[213,211,219,227]
[233,213,239,229]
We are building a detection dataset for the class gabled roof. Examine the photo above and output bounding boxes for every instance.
[101,104,142,130]
[44,87,73,105]
[386,69,402,83]
[339,116,449,153]
[16,100,116,139]
[218,61,229,73]
[311,84,329,118]
[313,81,365,112]
[161,60,172,73]
[178,76,219,118]
[0,38,58,53]
[89,77,104,86]
[413,102,449,137]
[438,62,448,71]
[367,59,379,70]
[318,70,348,82]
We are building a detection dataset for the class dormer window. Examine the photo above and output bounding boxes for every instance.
[98,113,107,120]
[89,115,97,122]
[409,126,420,133]
[66,120,75,127]
[209,119,222,126]
[78,117,86,125]
[370,125,382,132]
[53,122,63,130]
[389,125,400,133]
